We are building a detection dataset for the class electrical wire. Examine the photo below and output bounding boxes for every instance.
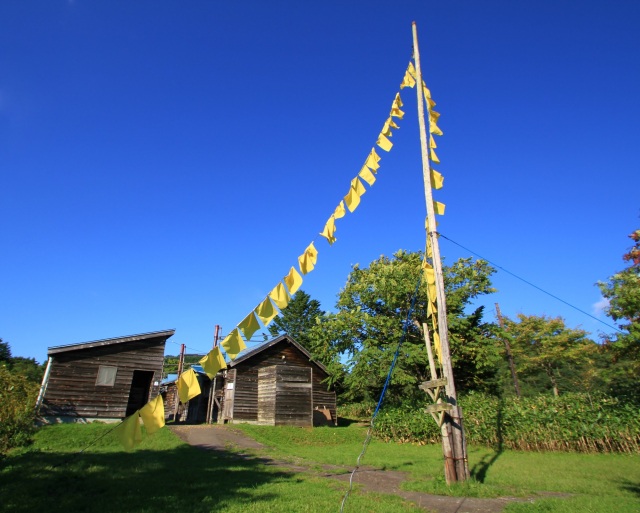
[437,232,624,334]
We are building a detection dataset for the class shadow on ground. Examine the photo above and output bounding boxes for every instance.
[0,444,291,512]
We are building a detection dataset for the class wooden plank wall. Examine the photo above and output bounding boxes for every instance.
[229,341,337,425]
[257,366,277,425]
[274,366,312,427]
[41,340,165,419]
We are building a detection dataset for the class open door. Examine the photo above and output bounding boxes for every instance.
[126,370,154,416]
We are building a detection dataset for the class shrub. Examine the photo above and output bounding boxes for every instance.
[0,366,40,454]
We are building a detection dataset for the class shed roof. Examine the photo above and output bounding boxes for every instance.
[48,329,176,355]
[229,334,329,375]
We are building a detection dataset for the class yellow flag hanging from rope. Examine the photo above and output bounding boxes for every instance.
[256,297,278,327]
[351,177,366,196]
[390,106,405,119]
[238,311,261,341]
[408,61,417,79]
[139,395,165,435]
[333,200,346,220]
[376,133,393,152]
[269,282,291,309]
[177,368,201,403]
[116,411,142,450]
[199,347,227,379]
[221,328,247,360]
[320,215,337,245]
[365,149,381,171]
[430,170,444,190]
[430,148,440,164]
[435,201,446,215]
[298,242,318,274]
[284,266,303,295]
[344,187,360,213]
[400,62,416,89]
[358,166,376,186]
[432,330,442,363]
[380,118,393,137]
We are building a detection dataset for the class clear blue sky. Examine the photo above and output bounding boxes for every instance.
[2,1,638,363]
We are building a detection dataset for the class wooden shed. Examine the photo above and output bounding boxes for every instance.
[40,329,174,421]
[220,335,337,427]
[160,365,224,424]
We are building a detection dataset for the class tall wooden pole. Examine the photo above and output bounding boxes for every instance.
[412,21,468,482]
[495,303,521,398]
[173,343,185,422]
[207,325,221,424]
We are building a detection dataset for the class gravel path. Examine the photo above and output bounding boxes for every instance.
[169,425,536,513]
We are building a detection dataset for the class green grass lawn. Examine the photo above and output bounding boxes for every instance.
[234,423,640,513]
[0,423,423,513]
[2,423,639,513]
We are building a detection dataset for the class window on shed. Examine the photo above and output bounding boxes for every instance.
[96,365,118,386]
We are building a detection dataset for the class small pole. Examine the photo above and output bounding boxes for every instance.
[173,343,185,422]
[412,20,468,482]
[206,325,221,424]
[495,303,521,398]
[35,356,53,413]
[420,322,438,381]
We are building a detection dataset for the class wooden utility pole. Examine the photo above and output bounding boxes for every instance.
[173,343,186,422]
[206,325,221,424]
[412,21,469,483]
[495,303,521,398]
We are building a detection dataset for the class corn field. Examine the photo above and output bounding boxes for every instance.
[371,392,640,453]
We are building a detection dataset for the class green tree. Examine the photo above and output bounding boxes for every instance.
[598,229,640,351]
[310,250,500,405]
[0,340,44,384]
[8,357,44,384]
[0,339,11,364]
[0,366,39,453]
[501,314,597,397]
[597,228,640,401]
[268,290,325,349]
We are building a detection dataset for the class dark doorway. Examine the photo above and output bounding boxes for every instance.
[126,370,154,416]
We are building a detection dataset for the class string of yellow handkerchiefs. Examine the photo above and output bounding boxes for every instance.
[113,60,445,449]
[402,60,446,365]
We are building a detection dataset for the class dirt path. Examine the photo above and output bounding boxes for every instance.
[169,425,536,513]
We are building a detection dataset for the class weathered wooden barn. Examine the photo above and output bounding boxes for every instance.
[220,334,337,427]
[40,329,175,421]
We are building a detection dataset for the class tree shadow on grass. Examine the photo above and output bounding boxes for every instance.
[470,399,504,484]
[0,444,293,512]
[619,478,640,499]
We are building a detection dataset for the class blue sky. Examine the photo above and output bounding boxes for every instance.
[1,1,638,363]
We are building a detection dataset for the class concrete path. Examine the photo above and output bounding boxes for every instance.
[169,425,537,513]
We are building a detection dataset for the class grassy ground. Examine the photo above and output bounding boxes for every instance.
[2,423,639,513]
[0,423,423,513]
[234,423,640,513]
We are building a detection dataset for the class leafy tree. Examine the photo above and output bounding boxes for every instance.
[0,340,44,384]
[598,229,640,351]
[268,290,325,349]
[0,366,39,453]
[597,228,640,401]
[162,354,203,379]
[501,314,598,397]
[9,357,44,384]
[310,250,500,405]
[0,339,11,364]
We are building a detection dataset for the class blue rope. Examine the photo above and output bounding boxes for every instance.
[340,272,423,512]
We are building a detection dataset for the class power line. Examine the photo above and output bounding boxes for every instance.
[437,232,623,334]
